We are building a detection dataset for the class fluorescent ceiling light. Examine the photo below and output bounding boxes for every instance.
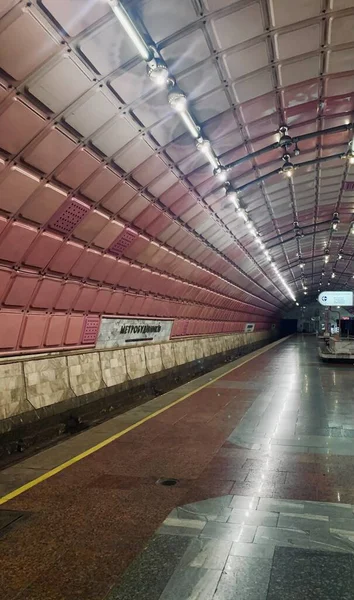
[179,111,200,138]
[108,0,151,61]
[238,208,248,223]
[226,189,239,209]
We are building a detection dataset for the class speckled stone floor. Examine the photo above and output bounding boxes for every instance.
[1,336,354,599]
[108,494,354,600]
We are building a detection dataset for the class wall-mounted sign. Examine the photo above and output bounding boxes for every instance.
[318,291,353,307]
[245,323,255,333]
[97,318,173,348]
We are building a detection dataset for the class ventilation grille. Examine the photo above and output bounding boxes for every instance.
[109,227,138,257]
[343,181,354,192]
[81,316,100,344]
[49,199,90,235]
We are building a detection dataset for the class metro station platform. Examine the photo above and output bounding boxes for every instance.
[1,336,354,600]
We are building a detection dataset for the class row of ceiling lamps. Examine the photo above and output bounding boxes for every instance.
[108,0,297,302]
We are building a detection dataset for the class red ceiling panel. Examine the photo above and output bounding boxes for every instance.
[23,128,77,174]
[0,267,12,302]
[0,222,38,264]
[49,198,91,235]
[49,241,84,275]
[20,314,47,348]
[54,282,81,311]
[81,316,100,344]
[73,210,109,243]
[55,150,100,189]
[71,248,101,278]
[103,258,129,286]
[45,314,67,347]
[21,184,68,225]
[3,273,38,307]
[65,315,85,345]
[106,290,126,315]
[0,311,23,349]
[0,166,40,215]
[81,168,120,202]
[73,286,97,312]
[0,98,45,154]
[109,227,138,257]
[89,254,116,283]
[24,232,63,269]
[31,279,62,309]
[90,289,112,314]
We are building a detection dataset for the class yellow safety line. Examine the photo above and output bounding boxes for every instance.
[0,336,289,505]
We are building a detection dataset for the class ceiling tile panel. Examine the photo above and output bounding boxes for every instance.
[21,183,67,225]
[114,138,154,173]
[110,63,154,104]
[329,14,354,45]
[211,3,265,50]
[0,7,58,80]
[41,0,110,37]
[223,42,269,80]
[0,166,40,214]
[23,128,77,174]
[92,116,136,158]
[78,20,135,75]
[138,0,197,42]
[55,149,100,189]
[64,92,118,138]
[0,99,45,155]
[28,57,92,113]
[73,210,109,243]
[101,182,137,214]
[327,47,354,73]
[132,155,167,187]
[269,0,321,28]
[80,168,120,202]
[275,24,321,60]
[93,220,125,250]
[161,29,210,73]
[233,70,274,103]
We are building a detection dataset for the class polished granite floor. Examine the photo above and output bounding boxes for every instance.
[109,494,354,599]
[1,336,354,599]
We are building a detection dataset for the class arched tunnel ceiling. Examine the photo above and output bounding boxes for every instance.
[0,0,353,335]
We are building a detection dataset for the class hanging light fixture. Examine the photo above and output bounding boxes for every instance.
[147,58,171,87]
[324,248,329,263]
[168,87,187,112]
[196,138,219,170]
[293,221,303,238]
[338,250,343,260]
[282,154,295,178]
[168,87,200,138]
[332,212,340,230]
[278,125,293,148]
[347,138,354,165]
[351,222,354,235]
[331,272,336,279]
[108,0,152,61]
[214,166,228,182]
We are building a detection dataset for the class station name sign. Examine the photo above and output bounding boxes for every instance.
[97,318,174,348]
[317,291,353,307]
